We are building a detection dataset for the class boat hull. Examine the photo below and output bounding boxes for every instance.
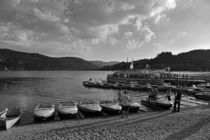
[0,109,22,130]
[83,81,100,88]
[57,106,78,119]
[141,100,172,110]
[195,92,210,101]
[100,104,121,115]
[129,102,141,113]
[98,84,113,89]
[33,105,55,121]
[107,77,164,86]
[77,105,102,117]
[33,112,55,121]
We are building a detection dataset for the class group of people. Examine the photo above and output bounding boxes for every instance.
[146,83,182,112]
[117,83,183,119]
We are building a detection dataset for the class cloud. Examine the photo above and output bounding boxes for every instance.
[29,0,39,2]
[124,32,133,37]
[11,0,21,7]
[150,0,176,17]
[114,15,156,49]
[31,39,93,58]
[33,8,61,22]
[0,23,35,47]
[0,0,182,60]
[143,26,156,42]
[125,25,156,49]
[154,14,169,24]
[127,39,144,49]
[119,2,136,11]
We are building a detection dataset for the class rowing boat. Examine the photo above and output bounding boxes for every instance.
[129,101,141,113]
[195,92,210,101]
[0,108,22,130]
[57,102,78,118]
[141,99,172,110]
[77,100,102,116]
[34,104,55,120]
[100,100,121,114]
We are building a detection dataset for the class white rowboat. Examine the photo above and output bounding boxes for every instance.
[57,102,78,116]
[100,100,121,114]
[0,108,22,130]
[34,104,55,120]
[77,101,102,115]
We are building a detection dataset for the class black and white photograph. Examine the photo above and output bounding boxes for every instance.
[0,0,210,139]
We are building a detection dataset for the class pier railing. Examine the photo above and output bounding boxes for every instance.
[160,73,206,86]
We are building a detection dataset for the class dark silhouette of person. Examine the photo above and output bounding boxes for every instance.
[148,87,158,102]
[173,90,182,112]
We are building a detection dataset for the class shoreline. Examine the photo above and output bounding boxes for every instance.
[1,105,210,140]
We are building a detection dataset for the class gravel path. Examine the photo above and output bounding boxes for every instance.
[184,122,210,140]
[1,106,210,140]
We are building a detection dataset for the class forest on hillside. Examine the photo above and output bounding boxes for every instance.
[102,50,210,71]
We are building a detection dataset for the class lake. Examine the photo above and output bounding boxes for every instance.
[0,71,118,110]
[0,71,146,124]
[0,71,210,124]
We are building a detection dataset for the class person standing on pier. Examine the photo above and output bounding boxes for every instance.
[173,89,182,112]
[120,91,130,118]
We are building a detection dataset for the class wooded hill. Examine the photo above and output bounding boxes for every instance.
[0,49,99,70]
[102,50,210,71]
[1,49,210,71]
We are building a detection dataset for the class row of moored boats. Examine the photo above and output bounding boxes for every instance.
[0,100,142,130]
[34,100,142,120]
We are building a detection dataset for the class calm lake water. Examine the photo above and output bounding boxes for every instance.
[0,71,145,124]
[0,71,210,124]
[0,71,117,110]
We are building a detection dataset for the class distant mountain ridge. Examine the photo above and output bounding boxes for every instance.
[1,48,210,71]
[0,49,100,70]
[102,49,210,71]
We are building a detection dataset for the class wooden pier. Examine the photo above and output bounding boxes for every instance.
[160,73,206,86]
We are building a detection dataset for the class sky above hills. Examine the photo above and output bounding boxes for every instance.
[0,0,210,61]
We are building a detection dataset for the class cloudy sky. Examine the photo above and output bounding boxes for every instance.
[0,0,210,61]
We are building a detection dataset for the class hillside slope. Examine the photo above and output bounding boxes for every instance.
[0,49,99,70]
[102,50,210,71]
